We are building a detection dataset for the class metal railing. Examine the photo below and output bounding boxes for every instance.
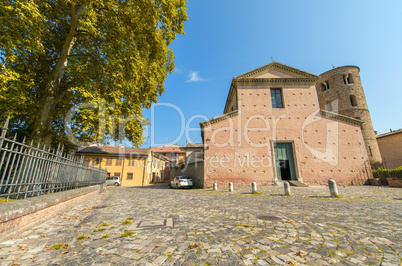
[0,118,106,202]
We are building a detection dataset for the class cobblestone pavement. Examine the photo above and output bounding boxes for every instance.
[0,185,401,265]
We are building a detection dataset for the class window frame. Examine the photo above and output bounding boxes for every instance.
[127,173,133,180]
[105,158,113,166]
[270,88,284,109]
[321,82,330,92]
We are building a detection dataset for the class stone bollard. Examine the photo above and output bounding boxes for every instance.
[328,178,339,198]
[213,183,218,191]
[284,181,291,196]
[251,182,257,193]
[229,182,233,192]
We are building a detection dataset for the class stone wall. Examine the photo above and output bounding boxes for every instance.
[0,185,103,242]
[170,161,204,188]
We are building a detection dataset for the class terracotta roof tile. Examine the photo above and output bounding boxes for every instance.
[77,146,150,156]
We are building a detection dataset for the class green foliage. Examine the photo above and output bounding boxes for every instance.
[372,166,402,179]
[0,0,188,149]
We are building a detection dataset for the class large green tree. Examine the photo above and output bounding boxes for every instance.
[0,0,187,149]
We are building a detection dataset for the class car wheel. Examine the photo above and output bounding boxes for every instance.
[114,182,119,186]
[189,186,193,189]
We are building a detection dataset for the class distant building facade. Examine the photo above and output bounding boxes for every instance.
[77,145,167,186]
[152,145,186,167]
[185,142,204,164]
[377,129,402,169]
[199,62,373,187]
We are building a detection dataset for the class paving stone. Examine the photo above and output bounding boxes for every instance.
[0,185,401,265]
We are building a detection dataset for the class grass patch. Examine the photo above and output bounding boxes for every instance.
[235,224,251,228]
[94,228,107,232]
[0,198,16,204]
[99,223,110,227]
[101,234,110,239]
[49,243,64,250]
[251,191,263,195]
[121,218,134,225]
[204,190,221,194]
[77,234,87,240]
[121,231,135,238]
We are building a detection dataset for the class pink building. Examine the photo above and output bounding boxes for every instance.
[200,62,372,187]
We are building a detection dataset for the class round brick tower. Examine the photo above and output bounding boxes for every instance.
[316,66,382,166]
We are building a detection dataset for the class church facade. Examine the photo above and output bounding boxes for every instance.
[200,62,375,187]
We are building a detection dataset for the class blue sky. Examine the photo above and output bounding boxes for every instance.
[140,0,402,148]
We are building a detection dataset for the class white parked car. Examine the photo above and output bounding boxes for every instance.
[105,176,121,186]
[170,176,193,189]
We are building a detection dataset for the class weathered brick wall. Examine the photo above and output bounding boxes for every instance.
[377,131,402,169]
[0,186,103,242]
[316,66,382,166]
[202,83,370,187]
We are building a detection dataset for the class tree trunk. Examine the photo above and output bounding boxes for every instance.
[31,4,87,147]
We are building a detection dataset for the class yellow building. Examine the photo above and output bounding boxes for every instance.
[77,145,168,186]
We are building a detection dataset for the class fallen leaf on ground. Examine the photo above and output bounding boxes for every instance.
[62,251,69,254]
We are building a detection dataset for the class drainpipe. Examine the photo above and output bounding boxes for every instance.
[121,156,125,186]
[141,156,145,186]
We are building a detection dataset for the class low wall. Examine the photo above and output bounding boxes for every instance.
[170,161,204,188]
[0,185,103,242]
[388,178,402,188]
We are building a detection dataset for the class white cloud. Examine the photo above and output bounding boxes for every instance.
[173,67,182,74]
[186,71,206,83]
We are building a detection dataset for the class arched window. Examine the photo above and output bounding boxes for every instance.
[350,95,358,106]
[344,74,354,84]
[321,82,330,92]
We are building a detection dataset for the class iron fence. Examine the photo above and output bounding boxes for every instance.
[0,118,106,202]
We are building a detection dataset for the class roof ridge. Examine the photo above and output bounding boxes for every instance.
[234,62,317,79]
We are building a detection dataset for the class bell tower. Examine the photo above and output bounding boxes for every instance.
[316,66,382,166]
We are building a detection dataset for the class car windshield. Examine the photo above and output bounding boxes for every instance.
[180,177,189,180]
